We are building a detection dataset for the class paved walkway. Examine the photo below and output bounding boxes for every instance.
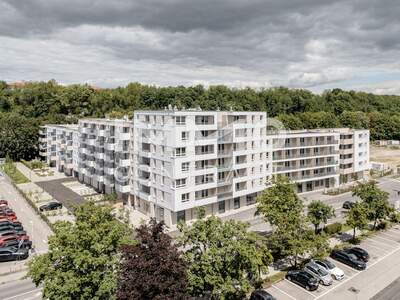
[36,178,85,210]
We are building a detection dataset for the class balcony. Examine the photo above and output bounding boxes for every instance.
[273,140,339,150]
[274,161,338,173]
[273,150,338,161]
[105,143,115,151]
[118,159,130,167]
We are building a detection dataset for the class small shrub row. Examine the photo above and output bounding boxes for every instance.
[323,222,342,235]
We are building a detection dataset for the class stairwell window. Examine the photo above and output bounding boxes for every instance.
[175,178,187,188]
[176,116,186,125]
[175,147,186,157]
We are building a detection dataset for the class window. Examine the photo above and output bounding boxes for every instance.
[177,211,186,223]
[181,193,190,203]
[218,201,226,213]
[234,197,240,209]
[176,116,186,125]
[175,147,186,157]
[181,131,189,141]
[181,162,189,172]
[175,178,187,188]
[195,189,209,199]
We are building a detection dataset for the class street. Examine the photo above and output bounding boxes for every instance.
[0,279,41,300]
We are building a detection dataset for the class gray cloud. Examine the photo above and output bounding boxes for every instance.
[0,0,399,93]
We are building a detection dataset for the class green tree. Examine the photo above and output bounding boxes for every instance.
[307,200,335,234]
[352,181,393,229]
[346,203,369,240]
[256,176,303,231]
[28,201,134,300]
[178,210,271,300]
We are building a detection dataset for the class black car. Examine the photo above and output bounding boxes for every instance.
[2,238,32,249]
[0,247,29,262]
[342,201,356,209]
[0,224,24,233]
[39,202,63,212]
[330,249,366,270]
[345,247,369,262]
[250,289,276,300]
[286,270,319,291]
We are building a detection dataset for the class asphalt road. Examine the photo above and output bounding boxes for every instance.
[0,279,41,300]
[371,276,400,300]
[0,175,53,275]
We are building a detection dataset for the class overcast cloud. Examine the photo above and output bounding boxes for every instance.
[0,0,399,94]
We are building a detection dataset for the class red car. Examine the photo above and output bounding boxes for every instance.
[0,235,19,247]
[0,215,18,222]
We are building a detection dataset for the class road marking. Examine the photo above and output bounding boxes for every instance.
[283,279,317,298]
[315,240,400,299]
[3,288,42,300]
[270,285,297,300]
[361,242,390,255]
[379,231,400,240]
[371,235,399,245]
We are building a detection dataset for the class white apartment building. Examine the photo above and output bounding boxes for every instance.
[132,110,271,226]
[77,118,132,200]
[271,130,340,193]
[39,110,370,227]
[39,124,79,176]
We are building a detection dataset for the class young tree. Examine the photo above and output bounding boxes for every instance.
[178,212,272,299]
[353,181,392,229]
[117,219,188,300]
[28,201,134,300]
[346,203,369,240]
[256,176,303,232]
[307,200,335,234]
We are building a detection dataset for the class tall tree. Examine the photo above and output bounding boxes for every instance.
[307,200,335,234]
[28,201,134,300]
[117,219,188,300]
[346,203,369,240]
[178,210,271,300]
[352,181,392,229]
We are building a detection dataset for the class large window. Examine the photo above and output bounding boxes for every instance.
[218,201,225,213]
[234,197,240,209]
[175,147,186,157]
[175,178,187,188]
[176,116,186,125]
[177,210,186,223]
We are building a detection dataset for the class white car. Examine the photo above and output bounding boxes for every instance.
[314,259,345,280]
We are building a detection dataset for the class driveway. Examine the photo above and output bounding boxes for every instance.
[36,178,85,210]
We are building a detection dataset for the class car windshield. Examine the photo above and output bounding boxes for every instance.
[324,260,335,269]
[348,253,358,260]
[317,268,328,276]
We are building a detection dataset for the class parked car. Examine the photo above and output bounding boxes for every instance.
[0,246,29,262]
[0,215,18,222]
[0,221,23,232]
[342,201,356,209]
[3,238,32,249]
[330,249,366,270]
[313,259,344,280]
[0,200,8,207]
[0,230,20,238]
[39,202,63,212]
[345,247,369,262]
[286,270,319,291]
[304,262,333,285]
[250,289,276,300]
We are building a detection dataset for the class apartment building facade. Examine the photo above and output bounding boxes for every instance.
[39,124,79,176]
[40,110,370,227]
[132,110,271,226]
[271,130,340,193]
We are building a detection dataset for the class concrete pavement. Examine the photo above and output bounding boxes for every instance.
[0,279,41,300]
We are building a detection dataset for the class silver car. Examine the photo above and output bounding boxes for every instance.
[304,261,333,286]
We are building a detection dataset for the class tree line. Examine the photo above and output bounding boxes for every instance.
[2,80,400,160]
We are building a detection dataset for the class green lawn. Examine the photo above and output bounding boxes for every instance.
[1,163,30,184]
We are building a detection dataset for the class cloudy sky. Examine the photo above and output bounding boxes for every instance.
[0,0,399,94]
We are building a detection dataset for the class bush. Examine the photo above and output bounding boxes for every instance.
[376,220,389,230]
[390,212,400,223]
[323,222,343,235]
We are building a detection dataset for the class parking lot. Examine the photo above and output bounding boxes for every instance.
[266,225,400,300]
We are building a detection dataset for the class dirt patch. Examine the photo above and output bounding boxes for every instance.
[370,145,400,169]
